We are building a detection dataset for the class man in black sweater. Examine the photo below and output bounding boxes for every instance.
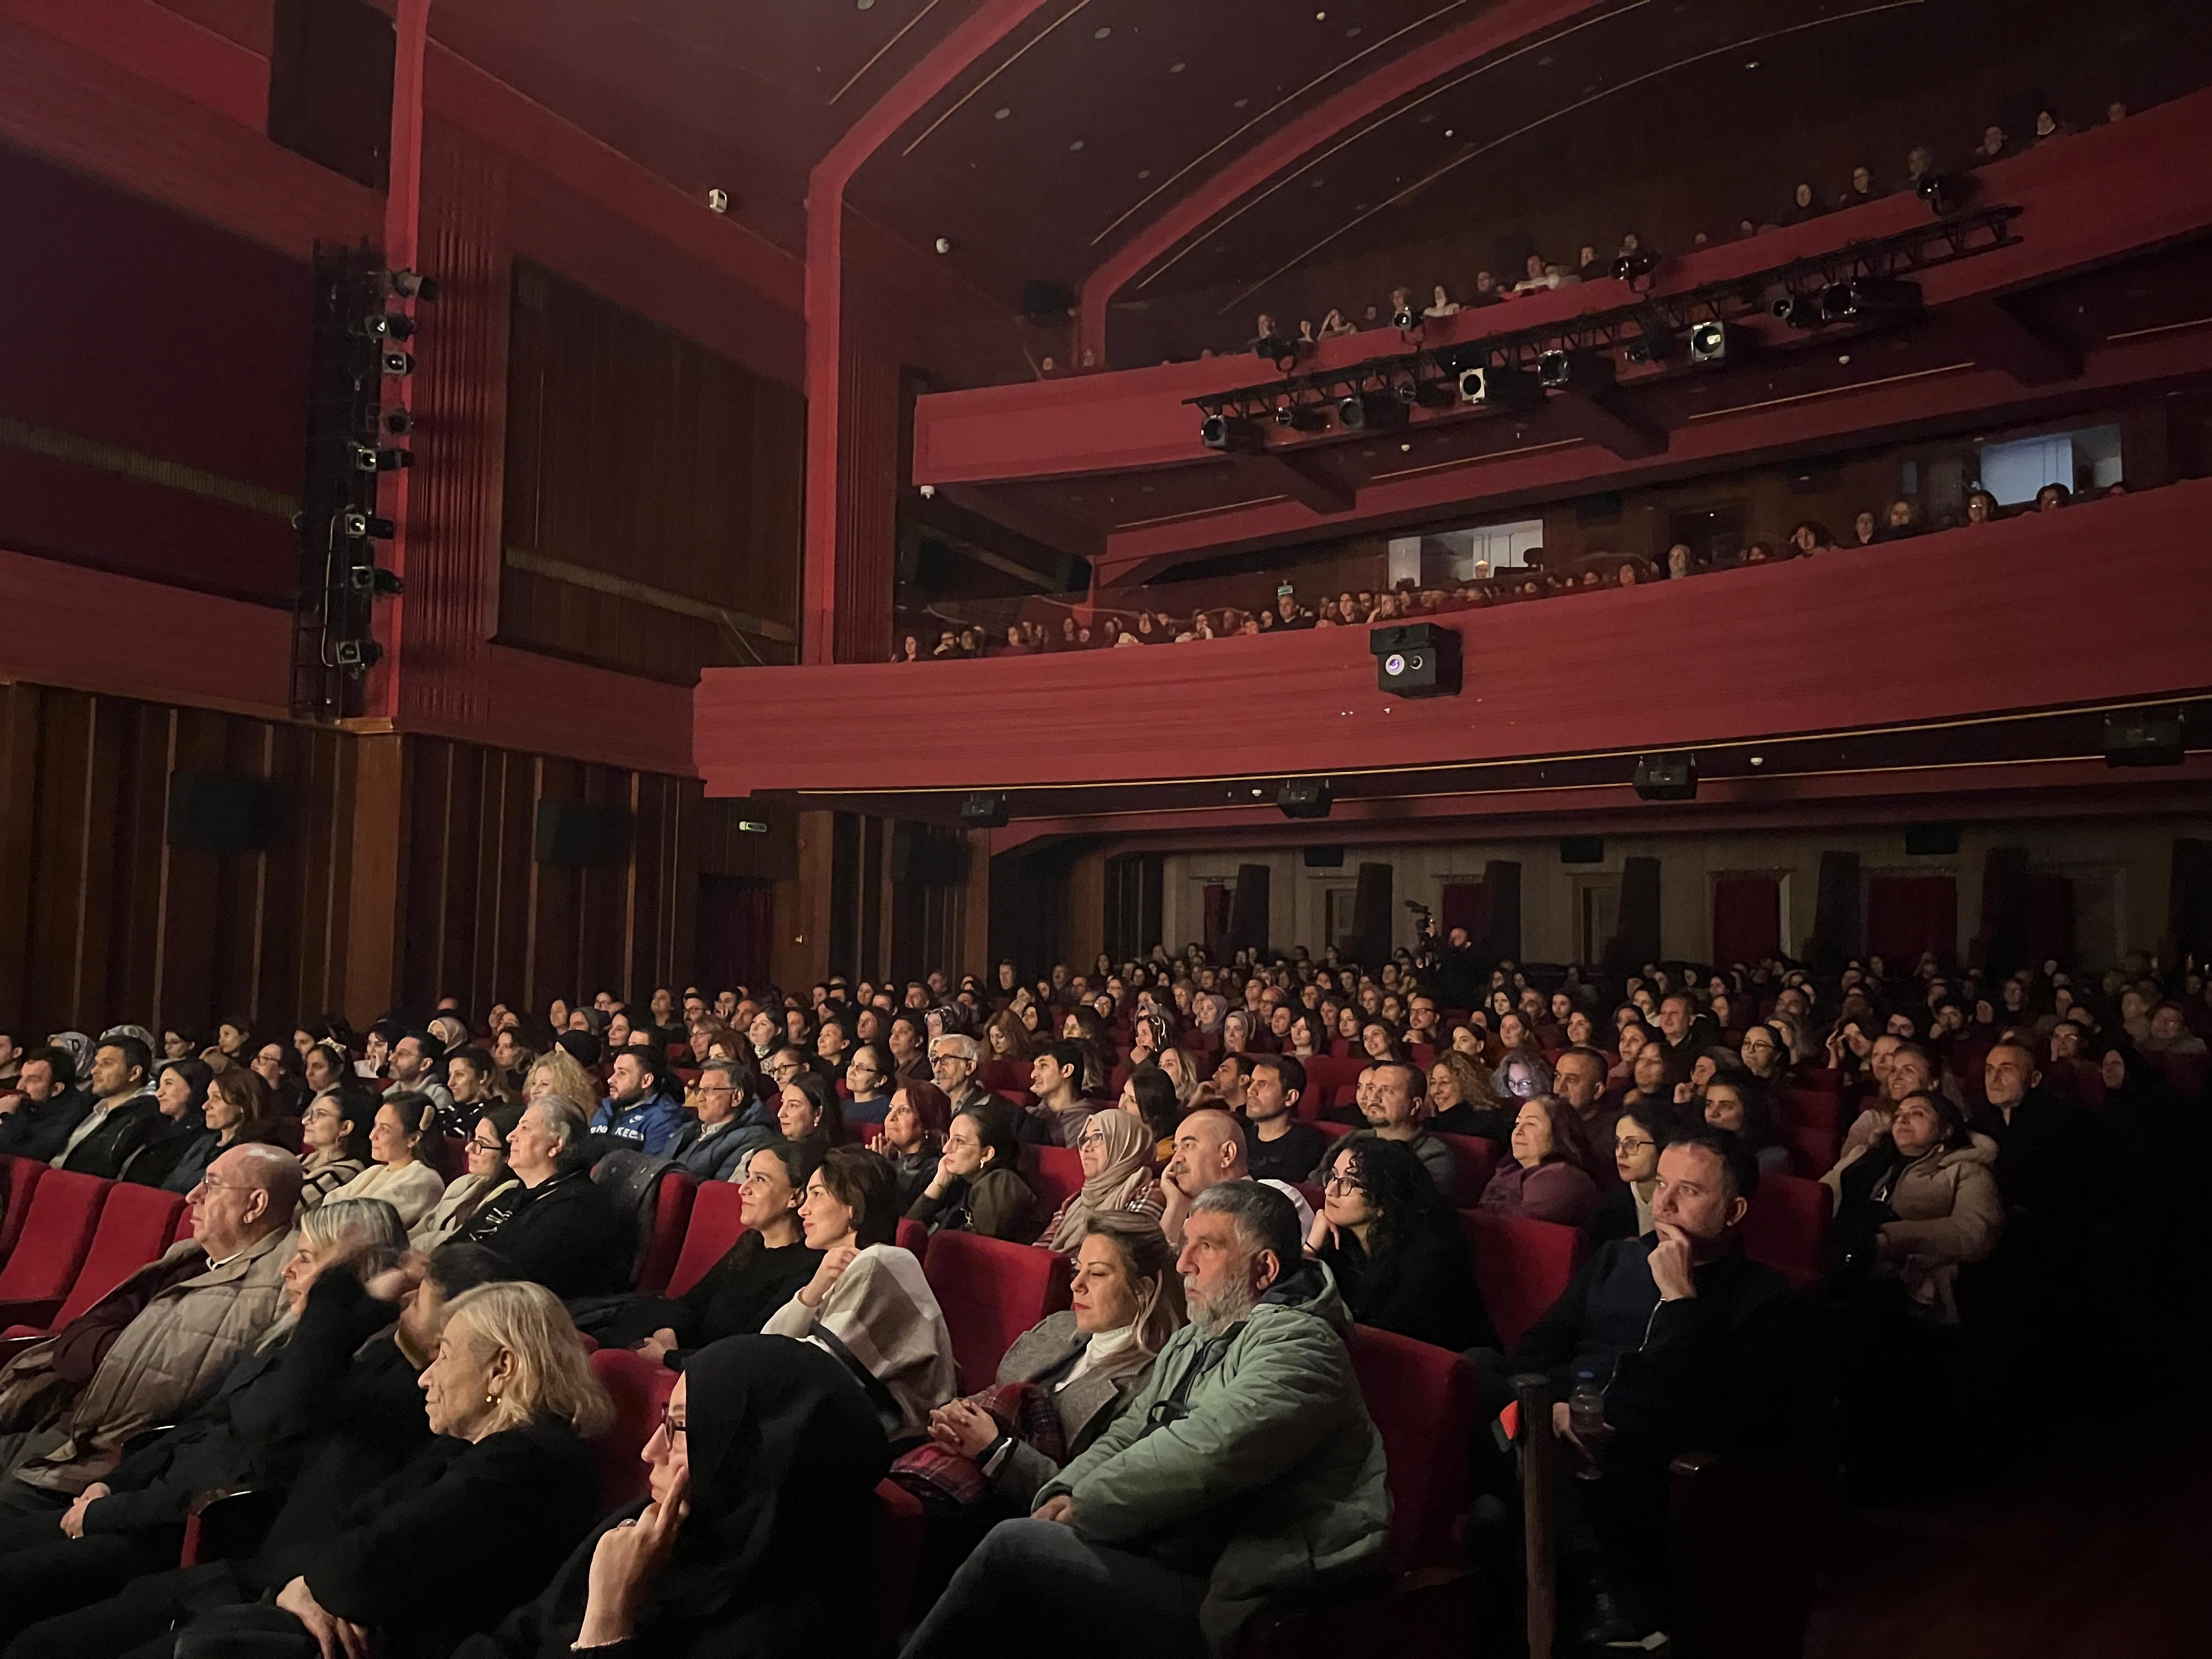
[1243,1054,1326,1185]
[1511,1130,1802,1649]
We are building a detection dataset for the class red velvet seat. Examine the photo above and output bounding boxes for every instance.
[1459,1209,1586,1351]
[1786,1120,1838,1178]
[1312,1118,1354,1146]
[634,1169,698,1296]
[40,1183,187,1332]
[867,1480,927,1658]
[1741,1172,1831,1289]
[171,1206,198,1246]
[0,1169,112,1328]
[0,1155,46,1256]
[921,1229,1071,1391]
[976,1058,1029,1093]
[1300,1055,1365,1112]
[586,1346,676,1509]
[895,1216,930,1261]
[1431,1133,1499,1207]
[1029,1144,1083,1216]
[665,1178,748,1298]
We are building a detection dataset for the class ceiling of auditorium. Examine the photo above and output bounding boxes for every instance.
[400,0,2208,366]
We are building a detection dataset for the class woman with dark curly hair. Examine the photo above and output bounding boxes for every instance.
[1308,1136,1493,1350]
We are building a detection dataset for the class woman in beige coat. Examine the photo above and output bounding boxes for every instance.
[1821,1090,2003,1325]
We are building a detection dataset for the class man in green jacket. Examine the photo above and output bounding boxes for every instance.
[901,1181,1390,1659]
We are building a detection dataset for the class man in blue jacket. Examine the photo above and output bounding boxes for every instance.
[589,1049,684,1156]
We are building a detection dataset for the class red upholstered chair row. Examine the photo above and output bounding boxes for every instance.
[1740,1172,1831,1289]
[1460,1209,1587,1352]
[0,1161,113,1329]
[1029,1144,1084,1216]
[664,1178,748,1298]
[922,1229,1072,1392]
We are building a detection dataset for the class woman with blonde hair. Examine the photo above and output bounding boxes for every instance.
[1427,1047,1506,1141]
[524,1048,597,1115]
[58,1284,611,1659]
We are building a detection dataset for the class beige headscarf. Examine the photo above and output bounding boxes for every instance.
[1047,1108,1154,1252]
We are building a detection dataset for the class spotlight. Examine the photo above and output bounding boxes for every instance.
[1431,343,1487,377]
[1771,292,1824,330]
[1819,277,1922,323]
[1391,302,1418,331]
[382,408,415,436]
[1409,378,1457,410]
[707,188,731,214]
[381,350,415,377]
[353,311,415,341]
[343,565,405,597]
[1611,248,1661,284]
[1688,320,1734,363]
[339,509,396,539]
[387,268,439,302]
[1627,309,1681,363]
[1369,622,1461,698]
[1336,392,1406,432]
[1458,364,1542,405]
[1272,400,1328,432]
[1537,349,1609,389]
[1916,172,1975,216]
[1390,373,1422,405]
[333,638,383,670]
[350,443,413,472]
[1200,413,1266,453]
[959,792,1009,828]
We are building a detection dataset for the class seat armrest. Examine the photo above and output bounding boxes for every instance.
[181,1486,284,1566]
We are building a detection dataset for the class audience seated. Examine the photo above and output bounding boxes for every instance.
[761,1145,958,1440]
[1158,1107,1314,1248]
[52,1037,161,1180]
[1024,1041,1098,1148]
[323,1092,448,1227]
[0,1144,301,1506]
[413,1102,524,1249]
[1040,1109,1163,1250]
[906,1104,1042,1243]
[1325,1058,1454,1194]
[296,1083,374,1210]
[458,1097,631,1297]
[1242,1053,1328,1183]
[1308,1135,1494,1351]
[667,1058,771,1182]
[590,1048,686,1156]
[0,1047,93,1164]
[1701,1077,1791,1178]
[1821,1090,2001,1326]
[902,1181,1389,1658]
[882,1079,953,1206]
[1585,1103,1667,1244]
[1508,1130,1803,1649]
[1477,1095,1604,1227]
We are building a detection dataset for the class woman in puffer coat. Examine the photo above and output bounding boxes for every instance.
[1820,1088,2002,1325]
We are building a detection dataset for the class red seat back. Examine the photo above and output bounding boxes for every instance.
[54,1184,187,1327]
[895,1217,929,1262]
[665,1179,748,1298]
[1029,1144,1083,1215]
[1348,1325,1480,1570]
[868,1480,927,1658]
[1432,1133,1499,1206]
[1301,1055,1365,1110]
[171,1205,199,1245]
[1460,1209,1586,1351]
[1786,1121,1837,1179]
[1783,1088,1841,1136]
[587,1347,676,1510]
[0,1169,110,1305]
[976,1059,1029,1093]
[0,1156,46,1256]
[922,1230,1071,1391]
[1741,1172,1831,1289]
[634,1170,697,1296]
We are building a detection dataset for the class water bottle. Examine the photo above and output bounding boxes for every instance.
[1568,1370,1609,1480]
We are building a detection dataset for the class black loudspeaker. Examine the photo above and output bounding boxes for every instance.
[1302,845,1346,868]
[269,0,395,191]
[1278,780,1333,820]
[2105,710,2184,768]
[1613,856,1662,969]
[535,799,630,867]
[1369,622,1461,698]
[167,772,274,852]
[1905,823,1961,857]
[1979,847,2030,975]
[1559,836,1605,865]
[1810,850,1863,971]
[1633,752,1698,802]
[960,792,1009,828]
[1020,279,1077,320]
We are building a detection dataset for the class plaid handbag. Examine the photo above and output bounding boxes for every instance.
[888,1379,1070,1505]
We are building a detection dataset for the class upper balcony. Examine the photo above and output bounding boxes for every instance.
[912,90,2212,586]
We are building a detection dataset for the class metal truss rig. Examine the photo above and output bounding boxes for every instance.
[1188,205,2023,424]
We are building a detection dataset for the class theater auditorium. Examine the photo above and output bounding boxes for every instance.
[0,1,2207,1655]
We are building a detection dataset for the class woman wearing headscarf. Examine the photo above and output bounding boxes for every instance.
[1037,1109,1162,1251]
[458,1335,891,1659]
[44,1031,94,1082]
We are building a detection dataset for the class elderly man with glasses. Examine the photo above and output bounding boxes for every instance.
[928,1034,992,1114]
[670,1059,774,1183]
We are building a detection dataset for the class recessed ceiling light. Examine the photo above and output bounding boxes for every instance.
[994,106,1011,120]
[1744,60,1759,69]
[1347,27,1361,38]
[1069,138,1085,150]
[1311,177,1325,187]
[1170,61,1186,74]
[1137,168,1152,179]
[1234,97,1249,108]
[1316,9,1327,18]
[1094,26,1111,39]
[857,0,874,9]
[1443,128,1453,137]
[1419,112,1434,122]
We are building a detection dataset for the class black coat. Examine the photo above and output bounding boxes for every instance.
[267,1419,601,1659]
[122,1117,218,1193]
[1582,1183,1645,1247]
[1319,1214,1496,1352]
[0,1090,92,1163]
[464,1169,634,1297]
[58,1094,163,1178]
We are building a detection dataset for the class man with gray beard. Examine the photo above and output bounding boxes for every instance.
[901,1182,1389,1659]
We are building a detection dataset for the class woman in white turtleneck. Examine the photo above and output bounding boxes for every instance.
[918,1214,1184,1510]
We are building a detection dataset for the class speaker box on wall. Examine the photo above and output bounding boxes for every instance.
[1228,864,1272,957]
[534,799,631,867]
[1905,823,1961,857]
[1612,856,1662,970]
[1278,780,1333,819]
[167,772,274,853]
[1809,850,1863,971]
[1302,846,1346,868]
[960,792,1009,829]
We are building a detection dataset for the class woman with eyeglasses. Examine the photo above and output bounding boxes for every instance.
[1585,1105,1668,1244]
[1307,1135,1493,1352]
[452,1336,890,1659]
[842,1043,895,1127]
[413,1102,526,1249]
[905,1104,1041,1243]
[879,1080,952,1209]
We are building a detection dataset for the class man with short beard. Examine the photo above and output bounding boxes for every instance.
[902,1181,1389,1658]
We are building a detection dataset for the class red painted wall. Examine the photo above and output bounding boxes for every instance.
[697,479,2212,796]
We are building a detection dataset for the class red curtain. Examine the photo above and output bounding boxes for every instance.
[696,876,774,993]
[1202,883,1232,963]
[1441,882,1489,942]
[2025,873,2076,968]
[1865,876,1959,962]
[1712,877,1781,965]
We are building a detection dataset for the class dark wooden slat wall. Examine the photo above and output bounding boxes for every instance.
[0,682,703,1037]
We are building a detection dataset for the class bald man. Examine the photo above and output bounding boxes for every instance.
[1158,1106,1313,1247]
[0,1143,300,1509]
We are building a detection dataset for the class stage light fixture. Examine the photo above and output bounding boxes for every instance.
[1688,320,1733,363]
[1369,622,1461,698]
[334,639,382,670]
[1337,392,1406,433]
[1277,780,1334,820]
[349,443,413,472]
[381,350,415,377]
[387,268,439,302]
[1632,752,1698,802]
[1819,277,1922,323]
[1611,248,1660,284]
[1916,172,1974,216]
[382,408,415,436]
[1391,301,1419,331]
[1458,364,1542,405]
[1272,400,1328,432]
[1771,292,1824,330]
[1626,310,1681,363]
[1538,349,1610,390]
[339,509,396,539]
[343,565,405,598]
[1200,413,1266,453]
[960,792,1009,828]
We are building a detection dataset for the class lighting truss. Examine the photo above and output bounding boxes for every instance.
[1189,205,2021,426]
